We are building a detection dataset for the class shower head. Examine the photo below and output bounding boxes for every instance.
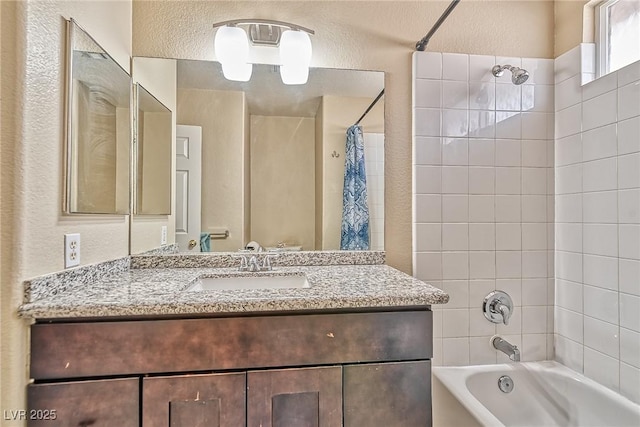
[492,64,529,85]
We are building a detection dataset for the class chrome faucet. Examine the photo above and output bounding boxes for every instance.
[248,255,260,272]
[492,336,520,362]
[235,254,277,272]
[483,290,514,326]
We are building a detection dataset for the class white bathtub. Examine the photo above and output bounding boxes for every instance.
[432,361,640,427]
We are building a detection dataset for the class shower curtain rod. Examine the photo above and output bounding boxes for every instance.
[354,89,385,127]
[415,0,461,51]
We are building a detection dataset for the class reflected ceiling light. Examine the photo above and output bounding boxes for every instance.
[213,19,314,85]
[214,25,252,81]
[279,30,312,85]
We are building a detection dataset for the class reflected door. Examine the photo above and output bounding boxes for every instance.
[175,125,202,251]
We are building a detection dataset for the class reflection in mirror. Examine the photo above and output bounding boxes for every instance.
[135,84,172,215]
[176,60,384,251]
[64,19,131,214]
[174,60,384,252]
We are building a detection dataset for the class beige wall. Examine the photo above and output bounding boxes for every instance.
[140,112,172,213]
[555,0,590,57]
[0,0,11,417]
[315,98,324,249]
[177,88,247,251]
[133,0,554,272]
[243,98,251,247]
[319,95,385,250]
[1,0,132,422]
[131,57,177,254]
[250,116,316,250]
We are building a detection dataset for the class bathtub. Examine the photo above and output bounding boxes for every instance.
[432,361,640,427]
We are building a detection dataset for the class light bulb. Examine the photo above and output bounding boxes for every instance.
[279,30,312,85]
[215,25,253,82]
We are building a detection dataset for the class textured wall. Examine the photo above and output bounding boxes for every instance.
[1,0,132,422]
[132,0,554,272]
[555,0,590,58]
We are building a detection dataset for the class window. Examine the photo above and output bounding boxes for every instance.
[596,0,640,76]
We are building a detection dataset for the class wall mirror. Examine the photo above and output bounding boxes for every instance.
[134,84,172,215]
[130,57,384,253]
[64,19,131,214]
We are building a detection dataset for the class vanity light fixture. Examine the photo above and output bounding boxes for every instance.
[213,19,314,84]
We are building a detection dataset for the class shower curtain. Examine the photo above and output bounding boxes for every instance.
[340,125,370,250]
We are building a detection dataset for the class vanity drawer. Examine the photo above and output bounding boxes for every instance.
[31,310,432,379]
[27,378,139,426]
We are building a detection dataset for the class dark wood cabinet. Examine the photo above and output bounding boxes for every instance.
[29,309,433,426]
[143,372,246,427]
[344,361,432,427]
[27,378,138,427]
[247,366,342,427]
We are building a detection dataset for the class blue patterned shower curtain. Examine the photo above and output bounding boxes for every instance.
[340,125,370,250]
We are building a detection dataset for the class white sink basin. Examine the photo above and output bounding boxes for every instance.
[187,274,310,291]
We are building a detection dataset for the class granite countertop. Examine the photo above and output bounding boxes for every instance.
[19,263,449,319]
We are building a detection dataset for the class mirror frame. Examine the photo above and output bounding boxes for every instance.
[63,18,132,215]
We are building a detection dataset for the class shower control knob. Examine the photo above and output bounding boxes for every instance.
[483,290,514,325]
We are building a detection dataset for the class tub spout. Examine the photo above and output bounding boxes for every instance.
[492,336,520,362]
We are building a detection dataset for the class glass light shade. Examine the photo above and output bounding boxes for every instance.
[279,30,312,85]
[215,25,252,82]
[221,62,253,82]
[280,65,310,85]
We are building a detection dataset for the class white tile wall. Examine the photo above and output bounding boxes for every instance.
[413,51,555,368]
[363,133,384,251]
[413,47,640,405]
[554,45,640,404]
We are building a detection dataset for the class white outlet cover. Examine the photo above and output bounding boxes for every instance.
[64,233,80,268]
[161,226,168,245]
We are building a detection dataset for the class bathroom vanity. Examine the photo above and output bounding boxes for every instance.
[21,254,448,426]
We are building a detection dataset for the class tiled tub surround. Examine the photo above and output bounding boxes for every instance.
[364,132,385,251]
[19,251,448,319]
[412,52,555,366]
[554,45,640,404]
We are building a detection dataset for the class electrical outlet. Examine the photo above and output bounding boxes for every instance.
[161,226,168,245]
[64,233,80,268]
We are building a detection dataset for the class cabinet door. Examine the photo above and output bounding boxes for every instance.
[27,378,139,427]
[247,366,342,427]
[143,372,245,427]
[344,361,431,427]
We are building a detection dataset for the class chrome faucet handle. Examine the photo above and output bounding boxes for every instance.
[232,254,249,271]
[496,303,511,326]
[483,291,514,325]
[248,255,260,272]
[261,254,280,271]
